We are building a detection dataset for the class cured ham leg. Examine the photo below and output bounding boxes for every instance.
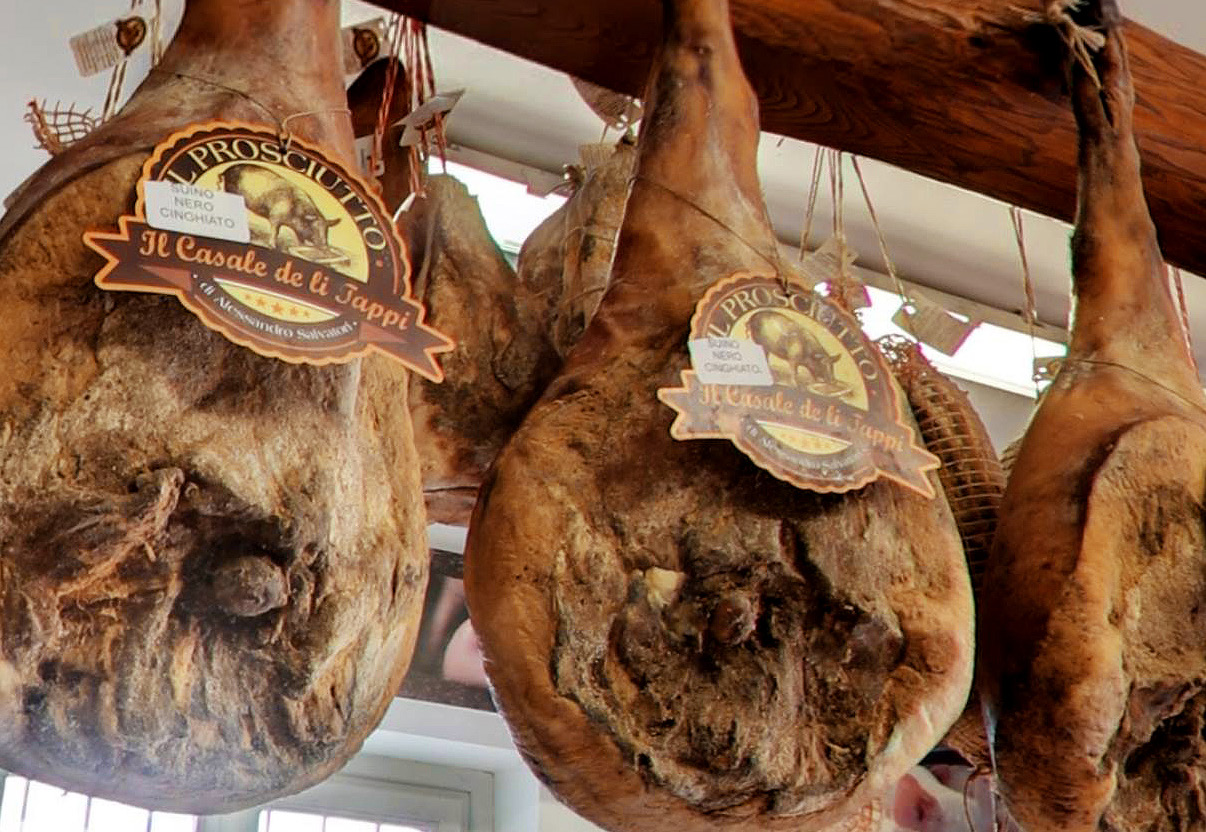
[401,176,559,523]
[517,138,637,359]
[463,0,973,829]
[348,64,560,525]
[0,0,427,812]
[979,4,1206,829]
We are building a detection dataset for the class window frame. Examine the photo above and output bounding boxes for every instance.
[0,754,493,832]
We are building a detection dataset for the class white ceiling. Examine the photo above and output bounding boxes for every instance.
[5,0,1206,366]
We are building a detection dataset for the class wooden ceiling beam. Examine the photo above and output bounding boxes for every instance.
[369,0,1206,277]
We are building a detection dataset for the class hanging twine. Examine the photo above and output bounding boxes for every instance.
[402,19,447,192]
[365,15,449,198]
[1009,205,1045,395]
[850,155,913,311]
[797,144,825,261]
[1013,0,1107,88]
[825,150,868,314]
[369,13,404,183]
[1170,264,1198,373]
[101,0,168,122]
[846,154,920,338]
[101,0,140,122]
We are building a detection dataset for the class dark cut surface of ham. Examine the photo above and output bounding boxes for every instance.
[463,0,973,830]
[0,0,427,812]
[980,3,1206,830]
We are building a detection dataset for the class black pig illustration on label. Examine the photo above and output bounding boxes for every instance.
[746,310,843,392]
[220,163,342,252]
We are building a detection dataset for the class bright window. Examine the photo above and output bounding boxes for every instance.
[0,755,484,832]
[0,776,196,832]
[257,809,433,832]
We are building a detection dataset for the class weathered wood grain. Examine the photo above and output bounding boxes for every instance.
[369,0,1206,277]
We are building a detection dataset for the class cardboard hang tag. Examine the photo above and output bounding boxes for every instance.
[1033,355,1063,384]
[796,236,859,290]
[398,90,465,147]
[342,18,386,77]
[659,273,940,499]
[578,142,614,172]
[354,134,386,179]
[892,293,979,356]
[70,16,147,77]
[83,121,454,380]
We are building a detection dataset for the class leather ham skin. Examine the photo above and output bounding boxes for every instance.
[401,175,559,525]
[348,62,561,526]
[517,138,637,359]
[979,4,1206,830]
[463,0,973,830]
[0,0,427,812]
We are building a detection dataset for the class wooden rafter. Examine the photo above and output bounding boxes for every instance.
[368,0,1206,276]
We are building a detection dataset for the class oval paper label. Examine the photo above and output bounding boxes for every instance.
[83,120,452,379]
[657,273,939,497]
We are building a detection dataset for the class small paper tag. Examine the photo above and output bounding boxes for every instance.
[688,338,774,387]
[796,236,858,290]
[144,181,251,244]
[659,273,939,498]
[398,91,465,147]
[1033,355,1063,383]
[70,16,146,77]
[354,135,385,178]
[342,18,385,76]
[892,294,979,356]
[578,142,614,172]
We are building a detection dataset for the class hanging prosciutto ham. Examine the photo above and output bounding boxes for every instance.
[462,0,974,829]
[980,2,1206,829]
[0,0,428,812]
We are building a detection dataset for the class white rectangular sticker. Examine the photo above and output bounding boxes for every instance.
[144,181,250,244]
[688,338,774,387]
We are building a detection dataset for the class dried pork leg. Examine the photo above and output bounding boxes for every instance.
[402,176,559,524]
[880,338,1003,595]
[463,0,973,830]
[517,138,636,358]
[0,0,427,812]
[979,5,1206,829]
[880,338,1001,770]
[348,64,560,525]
